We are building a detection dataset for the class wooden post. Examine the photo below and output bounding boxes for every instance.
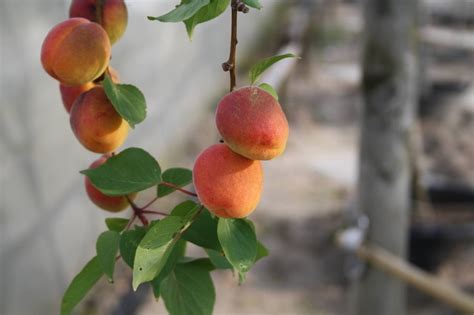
[355,0,419,314]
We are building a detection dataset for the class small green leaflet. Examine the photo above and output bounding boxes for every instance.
[245,219,269,263]
[258,83,279,100]
[61,256,103,315]
[150,239,187,300]
[249,53,299,84]
[205,249,232,269]
[183,209,221,251]
[105,217,129,232]
[184,0,230,38]
[148,0,210,23]
[161,262,215,315]
[243,0,262,9]
[119,227,147,268]
[217,218,257,282]
[132,216,186,290]
[96,231,120,282]
[256,241,269,262]
[170,200,200,217]
[103,74,146,128]
[158,168,193,197]
[181,257,216,271]
[81,148,162,196]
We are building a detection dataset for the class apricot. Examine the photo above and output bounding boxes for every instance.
[85,155,135,212]
[193,144,263,218]
[41,18,111,85]
[59,66,120,113]
[60,82,95,113]
[70,86,128,153]
[70,0,128,44]
[216,86,289,160]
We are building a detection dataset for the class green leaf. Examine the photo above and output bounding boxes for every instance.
[119,227,146,268]
[243,0,262,9]
[249,53,299,84]
[205,249,232,269]
[61,257,103,315]
[96,231,120,282]
[183,209,221,251]
[105,217,129,232]
[161,262,215,315]
[158,168,193,197]
[151,239,187,300]
[181,257,216,271]
[103,74,146,128]
[170,200,200,217]
[258,83,279,100]
[132,216,186,290]
[148,0,210,23]
[184,0,230,38]
[217,218,257,280]
[81,148,162,196]
[244,219,269,262]
[256,241,269,262]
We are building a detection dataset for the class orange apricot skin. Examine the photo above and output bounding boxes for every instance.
[41,18,111,85]
[59,66,120,113]
[216,86,289,160]
[193,144,263,218]
[70,86,128,153]
[69,0,128,44]
[85,155,135,212]
[60,82,95,113]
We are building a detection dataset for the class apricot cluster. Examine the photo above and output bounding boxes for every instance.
[193,86,289,218]
[41,0,131,212]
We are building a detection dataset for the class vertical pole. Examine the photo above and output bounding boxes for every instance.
[355,1,419,314]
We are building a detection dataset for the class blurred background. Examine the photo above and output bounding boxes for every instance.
[1,0,474,314]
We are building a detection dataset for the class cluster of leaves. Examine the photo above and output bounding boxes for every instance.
[61,53,298,315]
[148,0,262,38]
[61,148,268,315]
[60,1,299,314]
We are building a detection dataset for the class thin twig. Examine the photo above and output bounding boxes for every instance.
[160,182,198,197]
[127,195,149,226]
[141,196,159,210]
[223,0,239,92]
[141,210,169,216]
[125,213,137,231]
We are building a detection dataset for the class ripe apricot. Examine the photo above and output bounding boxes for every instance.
[59,66,120,113]
[60,82,95,113]
[70,86,128,153]
[70,0,128,44]
[85,155,135,212]
[216,86,289,160]
[193,144,263,218]
[41,18,111,85]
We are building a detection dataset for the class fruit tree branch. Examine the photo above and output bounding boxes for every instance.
[222,0,247,92]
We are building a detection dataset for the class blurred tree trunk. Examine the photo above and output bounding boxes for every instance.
[354,1,419,315]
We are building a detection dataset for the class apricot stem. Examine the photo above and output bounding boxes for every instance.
[141,210,169,216]
[125,213,137,231]
[160,182,198,197]
[224,0,239,92]
[127,196,149,226]
[141,196,159,209]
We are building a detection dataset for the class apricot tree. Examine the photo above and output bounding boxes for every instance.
[40,1,297,314]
